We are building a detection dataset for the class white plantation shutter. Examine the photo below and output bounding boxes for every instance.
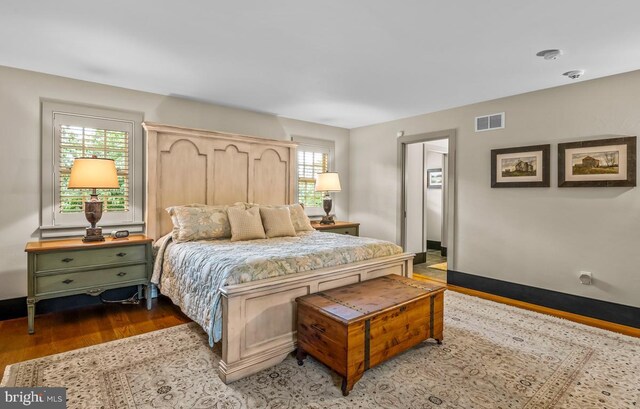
[59,125,130,213]
[297,149,329,208]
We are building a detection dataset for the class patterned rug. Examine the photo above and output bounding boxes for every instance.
[3,292,639,408]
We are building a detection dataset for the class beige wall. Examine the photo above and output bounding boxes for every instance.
[3,63,639,308]
[350,70,640,308]
[0,65,349,299]
[425,149,444,242]
[278,118,350,219]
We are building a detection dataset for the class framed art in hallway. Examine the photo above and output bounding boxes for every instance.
[491,144,550,188]
[558,136,637,187]
[427,168,443,189]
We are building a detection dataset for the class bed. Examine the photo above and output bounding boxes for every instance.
[143,122,414,383]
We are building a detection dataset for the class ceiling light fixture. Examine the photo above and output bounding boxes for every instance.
[563,70,585,80]
[536,49,564,60]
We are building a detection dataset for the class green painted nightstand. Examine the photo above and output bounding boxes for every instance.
[24,234,154,334]
[311,221,360,236]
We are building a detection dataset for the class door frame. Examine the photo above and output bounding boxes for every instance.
[397,129,457,271]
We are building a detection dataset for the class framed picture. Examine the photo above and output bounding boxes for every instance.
[558,136,636,187]
[427,168,443,189]
[491,144,550,188]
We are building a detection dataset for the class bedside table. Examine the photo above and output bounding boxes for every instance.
[311,221,360,236]
[24,234,154,334]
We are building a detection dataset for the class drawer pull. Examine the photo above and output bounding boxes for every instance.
[117,272,127,277]
[116,252,127,257]
[62,258,74,263]
[399,306,407,312]
[86,289,103,296]
[62,279,74,284]
[310,323,326,333]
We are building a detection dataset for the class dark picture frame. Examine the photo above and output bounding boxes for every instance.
[491,144,550,188]
[427,168,443,189]
[558,136,636,187]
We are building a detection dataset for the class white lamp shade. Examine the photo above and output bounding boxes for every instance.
[68,157,120,189]
[315,172,341,192]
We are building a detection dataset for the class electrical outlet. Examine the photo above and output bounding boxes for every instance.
[579,271,592,285]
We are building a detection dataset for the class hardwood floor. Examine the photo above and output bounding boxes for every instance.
[413,275,640,338]
[0,296,190,380]
[413,249,447,282]
[2,278,637,382]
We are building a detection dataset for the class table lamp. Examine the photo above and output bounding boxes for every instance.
[68,155,120,242]
[315,172,341,225]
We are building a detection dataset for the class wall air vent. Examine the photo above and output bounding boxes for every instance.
[475,112,505,132]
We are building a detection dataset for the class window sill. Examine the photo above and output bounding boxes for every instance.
[39,222,145,239]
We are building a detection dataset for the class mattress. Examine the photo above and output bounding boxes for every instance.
[152,231,402,345]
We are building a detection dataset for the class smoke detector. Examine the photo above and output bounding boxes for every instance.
[536,49,564,60]
[563,70,585,80]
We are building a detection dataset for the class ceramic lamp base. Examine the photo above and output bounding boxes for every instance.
[83,200,105,242]
[321,195,335,224]
[319,215,335,225]
[83,227,105,242]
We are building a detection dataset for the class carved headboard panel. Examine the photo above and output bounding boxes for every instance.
[143,122,297,241]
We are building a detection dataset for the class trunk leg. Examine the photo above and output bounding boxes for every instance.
[296,348,307,366]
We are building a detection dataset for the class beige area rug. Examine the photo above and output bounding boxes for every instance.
[428,262,448,271]
[3,292,639,409]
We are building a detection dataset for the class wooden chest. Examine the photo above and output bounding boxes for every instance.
[295,275,445,396]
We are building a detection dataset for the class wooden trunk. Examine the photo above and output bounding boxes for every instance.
[295,275,445,396]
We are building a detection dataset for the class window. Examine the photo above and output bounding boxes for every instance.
[297,149,328,208]
[292,136,334,215]
[59,126,130,213]
[41,100,144,238]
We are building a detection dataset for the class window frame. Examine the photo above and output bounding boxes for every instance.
[292,136,335,216]
[41,100,144,238]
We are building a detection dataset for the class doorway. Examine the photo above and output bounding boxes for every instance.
[397,130,456,283]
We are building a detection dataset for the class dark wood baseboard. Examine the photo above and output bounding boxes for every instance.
[447,270,640,329]
[426,240,441,250]
[412,252,426,264]
[0,286,140,321]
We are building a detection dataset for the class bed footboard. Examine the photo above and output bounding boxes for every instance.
[217,252,414,383]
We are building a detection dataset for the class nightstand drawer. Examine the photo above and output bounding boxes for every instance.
[326,227,358,236]
[312,221,360,236]
[26,234,153,334]
[35,245,146,272]
[35,264,147,295]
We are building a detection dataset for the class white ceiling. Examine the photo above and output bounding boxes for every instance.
[2,1,640,128]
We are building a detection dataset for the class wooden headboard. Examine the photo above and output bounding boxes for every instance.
[143,122,297,241]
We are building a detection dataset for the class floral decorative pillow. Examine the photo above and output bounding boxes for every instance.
[287,204,314,232]
[166,204,235,242]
